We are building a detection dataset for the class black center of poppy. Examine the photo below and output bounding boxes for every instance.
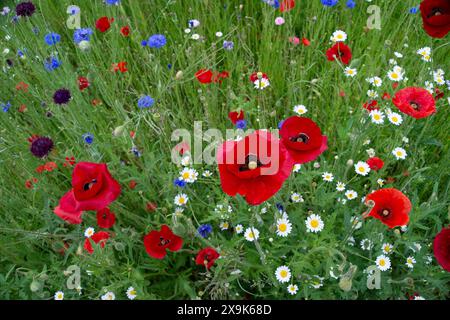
[410,101,420,110]
[83,179,97,191]
[159,236,171,246]
[290,133,310,143]
[429,7,443,17]
[379,209,391,218]
[102,213,108,220]
[239,154,263,171]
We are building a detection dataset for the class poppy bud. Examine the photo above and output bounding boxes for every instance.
[112,125,126,137]
[175,70,183,80]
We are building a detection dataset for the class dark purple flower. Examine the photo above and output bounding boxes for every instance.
[30,136,54,158]
[15,2,36,17]
[53,88,71,105]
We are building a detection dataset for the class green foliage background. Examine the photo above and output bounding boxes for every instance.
[0,0,449,299]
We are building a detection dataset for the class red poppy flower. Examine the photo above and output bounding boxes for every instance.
[54,162,121,224]
[419,0,450,38]
[366,157,384,171]
[392,82,399,90]
[363,100,379,112]
[195,247,220,270]
[433,226,450,272]
[326,43,352,65]
[279,116,328,164]
[78,76,89,91]
[84,231,110,254]
[217,130,294,205]
[146,202,157,212]
[363,188,412,228]
[120,26,130,37]
[392,87,436,119]
[280,0,295,12]
[96,207,116,229]
[195,69,228,84]
[195,69,213,84]
[113,61,128,73]
[302,37,311,46]
[143,225,183,259]
[95,16,114,33]
[249,72,268,83]
[228,110,245,125]
[128,180,137,189]
[434,88,445,100]
[382,92,391,100]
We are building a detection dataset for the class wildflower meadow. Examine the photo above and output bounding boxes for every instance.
[0,0,449,302]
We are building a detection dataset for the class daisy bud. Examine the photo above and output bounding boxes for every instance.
[30,280,42,292]
[347,159,354,166]
[112,125,126,137]
[78,40,90,51]
[256,72,263,79]
[175,70,183,80]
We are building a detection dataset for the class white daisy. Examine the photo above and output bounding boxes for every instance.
[84,227,95,238]
[406,256,416,269]
[392,147,407,160]
[126,287,137,300]
[367,89,378,99]
[336,181,346,191]
[275,266,291,283]
[377,178,384,187]
[372,76,383,87]
[180,155,191,166]
[375,255,391,271]
[293,104,308,115]
[388,112,403,125]
[387,69,403,81]
[215,31,223,37]
[292,164,302,172]
[381,243,394,255]
[101,292,116,300]
[179,167,198,183]
[369,110,384,124]
[54,291,64,300]
[344,67,357,77]
[331,30,347,42]
[244,227,259,241]
[174,193,189,206]
[276,218,292,237]
[235,224,244,234]
[202,170,212,177]
[322,172,334,182]
[191,33,200,40]
[345,190,358,200]
[219,221,229,230]
[394,52,403,58]
[254,78,270,90]
[290,193,304,203]
[360,239,373,251]
[305,214,324,233]
[287,284,298,295]
[354,161,371,176]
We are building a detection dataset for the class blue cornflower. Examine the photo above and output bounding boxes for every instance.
[346,0,355,9]
[105,0,120,5]
[223,40,234,50]
[321,0,339,7]
[44,56,61,71]
[276,203,284,212]
[44,32,61,46]
[409,7,418,14]
[236,119,247,129]
[1,101,11,112]
[137,95,155,109]
[168,63,172,69]
[131,146,141,157]
[73,28,93,44]
[262,0,279,9]
[17,49,26,57]
[197,224,213,238]
[67,5,80,15]
[174,178,186,188]
[147,34,166,48]
[277,120,285,129]
[82,133,94,144]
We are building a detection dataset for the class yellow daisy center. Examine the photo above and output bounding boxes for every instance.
[278,224,287,232]
[280,270,288,278]
[310,220,319,228]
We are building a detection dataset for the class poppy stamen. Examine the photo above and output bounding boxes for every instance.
[410,101,420,110]
[380,209,391,217]
[239,154,263,171]
[290,133,310,143]
[159,236,170,246]
[83,179,97,191]
[429,8,443,17]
